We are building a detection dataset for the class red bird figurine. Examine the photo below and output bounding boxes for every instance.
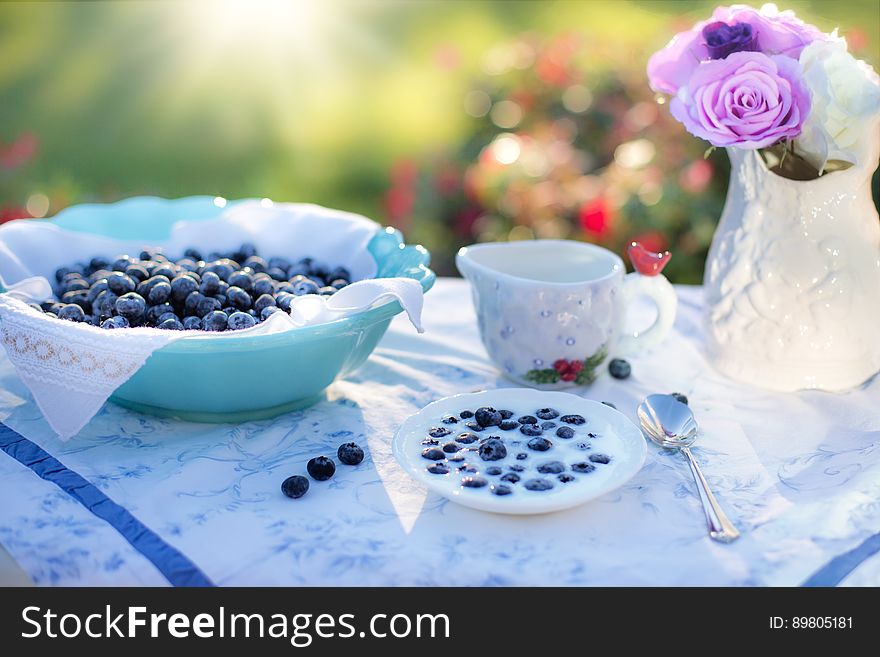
[627,241,671,277]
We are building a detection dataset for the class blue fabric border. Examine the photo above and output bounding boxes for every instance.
[801,531,880,587]
[0,423,214,587]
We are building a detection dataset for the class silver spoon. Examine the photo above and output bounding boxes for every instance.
[638,394,740,543]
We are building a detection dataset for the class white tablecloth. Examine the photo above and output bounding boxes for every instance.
[0,279,878,586]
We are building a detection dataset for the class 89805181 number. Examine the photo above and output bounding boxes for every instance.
[791,617,852,629]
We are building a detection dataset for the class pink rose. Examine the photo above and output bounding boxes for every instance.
[669,51,810,148]
[648,4,826,95]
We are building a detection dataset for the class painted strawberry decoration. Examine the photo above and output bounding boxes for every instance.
[627,241,671,277]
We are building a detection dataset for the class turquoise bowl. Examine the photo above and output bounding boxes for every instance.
[27,196,435,422]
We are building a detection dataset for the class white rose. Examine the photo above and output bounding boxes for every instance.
[795,36,880,173]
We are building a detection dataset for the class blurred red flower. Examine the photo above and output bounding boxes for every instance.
[578,196,612,238]
[0,206,29,224]
[0,133,38,170]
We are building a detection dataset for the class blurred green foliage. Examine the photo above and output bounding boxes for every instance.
[1,1,878,280]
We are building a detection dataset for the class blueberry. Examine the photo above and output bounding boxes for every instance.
[306,456,336,481]
[203,310,228,332]
[561,414,586,425]
[336,442,364,466]
[328,266,350,282]
[86,280,109,304]
[89,256,110,272]
[465,422,484,432]
[671,392,689,405]
[199,271,222,296]
[243,256,268,274]
[253,277,275,297]
[106,272,136,295]
[576,442,590,450]
[509,464,525,472]
[608,358,631,379]
[101,316,129,329]
[115,292,146,322]
[137,275,171,299]
[274,292,294,312]
[260,306,281,321]
[517,415,538,425]
[485,466,503,476]
[461,476,488,488]
[536,408,559,420]
[125,264,150,282]
[224,270,251,293]
[447,453,465,462]
[158,317,184,330]
[589,454,611,464]
[441,442,460,454]
[183,316,203,330]
[491,484,512,496]
[197,296,222,318]
[183,291,204,316]
[558,474,575,483]
[224,286,251,311]
[61,290,90,310]
[537,461,565,474]
[111,256,134,272]
[428,426,452,438]
[499,420,519,431]
[62,278,89,293]
[475,407,502,427]
[318,286,337,296]
[571,462,596,474]
[456,432,478,444]
[520,424,543,437]
[293,279,320,296]
[498,409,514,419]
[421,447,445,461]
[478,438,507,461]
[500,472,521,483]
[556,426,575,439]
[251,293,275,314]
[426,463,449,475]
[541,421,557,429]
[147,281,172,305]
[145,303,174,325]
[281,475,309,499]
[57,304,85,322]
[269,256,292,271]
[459,410,474,419]
[227,311,256,330]
[524,478,554,491]
[330,279,349,290]
[92,290,118,319]
[441,415,458,424]
[527,437,552,451]
[168,275,196,303]
[175,258,199,273]
[203,260,236,282]
[601,401,617,410]
[515,453,528,461]
[421,438,439,446]
[267,267,288,281]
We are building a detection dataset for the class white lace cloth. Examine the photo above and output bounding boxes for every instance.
[0,202,424,440]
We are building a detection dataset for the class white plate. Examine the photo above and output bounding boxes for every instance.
[392,388,647,515]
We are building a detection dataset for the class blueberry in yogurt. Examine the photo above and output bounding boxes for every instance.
[478,438,507,461]
[515,452,528,461]
[518,415,538,425]
[491,484,513,496]
[421,447,446,461]
[520,424,543,437]
[560,414,586,425]
[536,461,566,474]
[475,407,503,428]
[556,426,575,439]
[536,408,559,420]
[499,410,514,420]
[524,478,554,491]
[456,432,478,444]
[500,472,521,484]
[527,437,552,452]
[442,442,460,454]
[499,420,519,431]
[589,454,611,464]
[461,476,488,488]
[428,427,452,438]
[441,416,459,424]
[426,463,450,475]
[571,462,596,474]
[558,474,575,483]
[485,466,503,476]
[459,410,475,419]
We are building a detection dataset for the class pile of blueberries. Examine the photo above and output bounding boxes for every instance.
[281,442,365,500]
[35,243,353,332]
[421,406,612,496]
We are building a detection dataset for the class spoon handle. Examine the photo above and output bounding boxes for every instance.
[681,447,740,543]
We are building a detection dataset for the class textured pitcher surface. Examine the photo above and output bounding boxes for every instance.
[703,144,880,391]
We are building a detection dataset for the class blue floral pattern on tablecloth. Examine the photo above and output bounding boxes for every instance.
[0,281,878,586]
